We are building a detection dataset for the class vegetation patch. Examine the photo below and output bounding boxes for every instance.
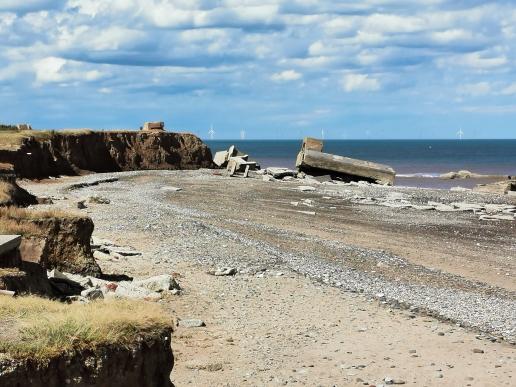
[0,296,172,363]
[0,129,93,150]
[0,206,81,237]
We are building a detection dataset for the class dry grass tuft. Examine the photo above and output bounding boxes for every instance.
[0,206,82,236]
[0,181,10,203]
[0,129,94,150]
[0,296,172,362]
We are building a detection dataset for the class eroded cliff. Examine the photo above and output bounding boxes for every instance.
[0,130,214,179]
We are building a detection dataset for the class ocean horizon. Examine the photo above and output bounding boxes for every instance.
[206,139,516,189]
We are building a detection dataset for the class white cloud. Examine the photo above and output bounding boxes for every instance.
[431,29,473,43]
[500,83,516,95]
[341,73,380,92]
[33,57,105,84]
[271,70,302,82]
[458,82,491,96]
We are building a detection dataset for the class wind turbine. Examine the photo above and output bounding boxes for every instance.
[457,128,464,140]
[240,129,246,140]
[321,128,325,140]
[208,124,215,140]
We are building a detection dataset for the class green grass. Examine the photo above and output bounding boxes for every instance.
[0,296,172,363]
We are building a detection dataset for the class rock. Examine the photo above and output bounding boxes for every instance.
[0,290,15,297]
[88,196,110,204]
[81,287,104,300]
[450,186,470,192]
[263,175,274,182]
[266,167,297,179]
[114,282,161,300]
[298,186,316,192]
[472,348,485,354]
[178,319,205,328]
[132,275,181,292]
[77,200,87,209]
[161,186,182,192]
[208,267,237,276]
[479,214,514,221]
[297,211,316,216]
[47,269,92,289]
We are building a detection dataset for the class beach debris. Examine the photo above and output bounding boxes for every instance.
[88,195,110,204]
[208,267,237,276]
[212,145,260,176]
[266,167,297,179]
[298,185,316,192]
[178,319,206,328]
[161,186,183,192]
[296,137,396,185]
[141,121,165,131]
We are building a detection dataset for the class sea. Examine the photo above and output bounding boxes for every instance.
[206,139,516,189]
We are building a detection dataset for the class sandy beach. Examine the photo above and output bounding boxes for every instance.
[21,169,515,386]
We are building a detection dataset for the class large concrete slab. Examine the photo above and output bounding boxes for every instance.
[0,235,22,257]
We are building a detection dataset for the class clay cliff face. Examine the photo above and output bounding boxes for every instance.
[0,329,174,387]
[0,131,214,179]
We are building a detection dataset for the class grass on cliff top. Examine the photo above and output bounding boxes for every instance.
[0,128,93,150]
[0,296,172,363]
[0,181,10,203]
[0,206,82,236]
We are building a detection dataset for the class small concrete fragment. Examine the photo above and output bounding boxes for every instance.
[266,167,297,179]
[178,319,206,328]
[0,235,21,257]
[81,287,104,300]
[133,275,181,292]
[298,186,316,192]
[208,267,237,276]
[161,186,182,192]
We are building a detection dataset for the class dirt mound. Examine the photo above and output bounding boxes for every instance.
[0,130,214,179]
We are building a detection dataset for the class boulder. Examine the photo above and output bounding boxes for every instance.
[132,275,181,293]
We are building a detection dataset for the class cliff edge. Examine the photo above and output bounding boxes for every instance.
[0,130,214,179]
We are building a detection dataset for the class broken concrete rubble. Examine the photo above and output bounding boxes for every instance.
[266,167,297,179]
[212,145,260,177]
[296,137,396,185]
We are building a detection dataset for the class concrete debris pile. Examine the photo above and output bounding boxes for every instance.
[48,268,181,302]
[213,145,260,176]
[349,195,516,221]
[0,234,54,296]
[90,237,143,262]
[296,137,396,185]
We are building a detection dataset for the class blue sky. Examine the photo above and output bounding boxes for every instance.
[0,0,515,139]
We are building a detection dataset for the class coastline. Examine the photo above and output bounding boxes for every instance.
[20,168,516,385]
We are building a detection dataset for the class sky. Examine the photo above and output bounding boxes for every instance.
[0,0,515,139]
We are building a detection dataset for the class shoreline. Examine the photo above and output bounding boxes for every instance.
[19,169,516,385]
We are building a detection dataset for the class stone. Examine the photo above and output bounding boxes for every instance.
[479,214,514,221]
[0,235,21,257]
[298,186,316,192]
[88,196,110,204]
[114,282,161,300]
[0,290,15,297]
[263,175,274,182]
[132,274,181,292]
[178,319,205,328]
[161,186,182,192]
[266,167,297,179]
[472,348,484,354]
[208,267,237,276]
[81,287,104,300]
[48,269,92,289]
[77,200,87,209]
[93,250,112,260]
